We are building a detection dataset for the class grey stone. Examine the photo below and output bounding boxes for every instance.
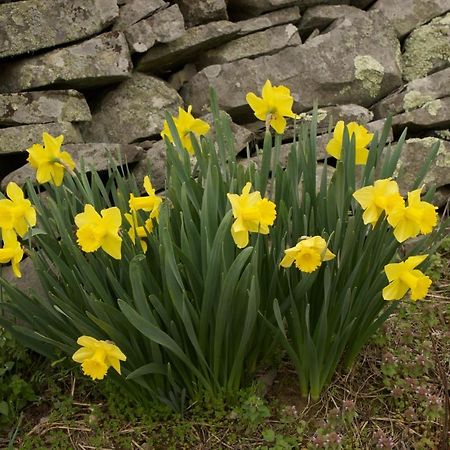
[184,11,402,117]
[1,143,145,189]
[137,21,240,73]
[372,67,450,119]
[227,0,297,17]
[0,90,91,126]
[124,5,185,54]
[298,0,349,9]
[0,123,83,155]
[402,13,450,82]
[391,96,450,133]
[84,73,182,144]
[236,6,301,36]
[299,5,362,36]
[176,0,228,27]
[370,0,450,38]
[168,63,198,91]
[396,137,450,195]
[113,0,166,30]
[199,24,301,68]
[0,32,133,93]
[0,0,118,58]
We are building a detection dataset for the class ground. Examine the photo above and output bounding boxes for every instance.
[1,240,449,450]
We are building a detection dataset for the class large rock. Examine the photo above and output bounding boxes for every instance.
[112,0,166,30]
[0,90,91,126]
[1,144,144,189]
[84,73,182,144]
[199,24,301,67]
[391,96,450,133]
[0,32,132,93]
[124,5,185,54]
[0,123,83,155]
[184,10,402,117]
[227,0,297,17]
[402,13,450,82]
[370,0,450,38]
[372,67,450,119]
[0,0,118,58]
[236,6,301,36]
[137,21,240,73]
[298,5,361,35]
[396,137,450,199]
[176,0,228,27]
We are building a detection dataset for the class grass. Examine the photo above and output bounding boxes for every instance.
[1,239,449,450]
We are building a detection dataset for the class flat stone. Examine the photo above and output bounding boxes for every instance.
[175,0,228,27]
[199,24,301,68]
[184,10,402,117]
[391,96,450,133]
[0,90,91,126]
[402,13,450,82]
[0,0,118,58]
[299,5,361,35]
[396,137,450,196]
[370,0,450,38]
[0,122,83,155]
[137,20,240,73]
[0,32,133,93]
[125,5,185,54]
[372,68,450,119]
[236,6,301,36]
[84,73,182,144]
[227,0,297,17]
[1,143,144,189]
[112,0,166,30]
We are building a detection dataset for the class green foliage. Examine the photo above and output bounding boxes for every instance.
[0,90,446,413]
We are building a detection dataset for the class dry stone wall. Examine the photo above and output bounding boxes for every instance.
[0,0,449,205]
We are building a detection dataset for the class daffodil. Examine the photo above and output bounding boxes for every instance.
[161,106,210,155]
[382,255,431,301]
[353,178,404,227]
[26,132,76,186]
[246,80,299,134]
[326,121,373,165]
[387,188,437,243]
[0,182,36,238]
[280,236,335,273]
[0,231,24,278]
[227,182,276,249]
[75,205,122,259]
[72,336,126,381]
[129,176,162,221]
[124,212,153,253]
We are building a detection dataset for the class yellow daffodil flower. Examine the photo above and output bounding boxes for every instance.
[387,188,438,243]
[72,336,126,381]
[382,255,431,301]
[0,231,24,278]
[246,79,299,134]
[227,182,276,248]
[280,236,335,273]
[124,212,153,253]
[161,106,210,155]
[0,182,36,238]
[129,176,162,221]
[26,132,76,186]
[353,178,404,227]
[75,205,122,259]
[326,121,373,165]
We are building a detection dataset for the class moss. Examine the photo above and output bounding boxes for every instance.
[402,13,450,82]
[354,55,384,98]
[403,90,433,111]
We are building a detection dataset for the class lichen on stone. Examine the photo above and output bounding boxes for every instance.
[402,13,450,82]
[435,129,450,140]
[403,90,433,111]
[354,55,385,98]
[423,99,442,116]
